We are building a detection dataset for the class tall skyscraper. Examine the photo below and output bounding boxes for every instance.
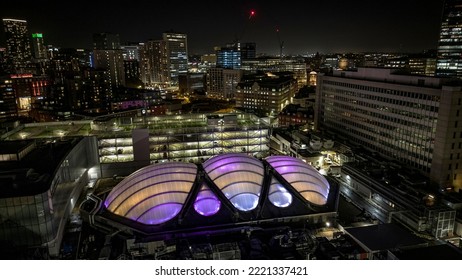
[436,0,462,78]
[315,68,462,191]
[163,32,188,86]
[93,33,121,50]
[140,39,169,86]
[92,33,125,90]
[31,33,47,59]
[2,18,32,71]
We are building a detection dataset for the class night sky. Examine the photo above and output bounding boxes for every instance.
[0,0,445,55]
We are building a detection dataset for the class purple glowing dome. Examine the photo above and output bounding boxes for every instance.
[104,162,197,225]
[203,153,264,212]
[193,183,221,216]
[266,155,330,205]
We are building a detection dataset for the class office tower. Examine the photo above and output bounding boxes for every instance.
[240,42,256,59]
[241,57,307,87]
[0,76,17,121]
[409,57,437,76]
[92,33,125,89]
[163,32,188,86]
[315,67,462,191]
[436,0,462,78]
[216,46,241,69]
[2,18,32,71]
[31,33,47,59]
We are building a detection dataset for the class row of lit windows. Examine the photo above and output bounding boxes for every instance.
[322,97,437,133]
[323,86,439,112]
[324,119,432,171]
[323,80,440,102]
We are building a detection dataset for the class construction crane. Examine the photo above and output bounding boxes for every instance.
[234,10,256,47]
[276,28,284,59]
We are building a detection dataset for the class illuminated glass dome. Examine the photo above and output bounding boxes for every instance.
[266,155,330,205]
[194,183,221,216]
[104,162,197,225]
[103,154,331,227]
[203,153,264,212]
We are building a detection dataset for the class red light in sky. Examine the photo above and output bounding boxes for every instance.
[249,10,255,19]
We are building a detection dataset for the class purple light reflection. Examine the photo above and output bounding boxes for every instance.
[194,185,221,216]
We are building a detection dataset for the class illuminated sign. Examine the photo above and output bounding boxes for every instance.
[10,74,33,78]
[32,33,43,38]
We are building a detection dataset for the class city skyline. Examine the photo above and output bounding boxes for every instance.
[0,0,445,55]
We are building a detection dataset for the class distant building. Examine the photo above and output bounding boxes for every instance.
[140,32,188,87]
[409,57,437,76]
[2,18,32,72]
[0,76,17,121]
[236,72,297,115]
[93,33,121,50]
[241,57,307,87]
[278,103,314,128]
[315,67,462,191]
[92,49,125,88]
[121,42,143,61]
[179,72,205,96]
[437,0,462,78]
[31,33,47,59]
[206,68,242,100]
[240,42,256,59]
[216,46,241,69]
[163,32,188,86]
[9,73,50,117]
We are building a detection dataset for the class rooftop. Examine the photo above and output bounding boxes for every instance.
[345,223,426,252]
[0,138,82,198]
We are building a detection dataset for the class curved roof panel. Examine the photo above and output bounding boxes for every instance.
[266,156,330,205]
[104,162,197,225]
[203,153,264,211]
[194,183,221,216]
[268,177,293,208]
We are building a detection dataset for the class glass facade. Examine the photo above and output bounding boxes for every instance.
[0,137,99,255]
[318,79,440,173]
[437,0,462,78]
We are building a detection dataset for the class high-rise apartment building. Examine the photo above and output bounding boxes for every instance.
[92,33,125,89]
[2,18,32,71]
[315,68,462,191]
[140,40,169,86]
[140,33,188,87]
[436,0,462,78]
[0,76,17,121]
[93,33,121,50]
[31,33,47,59]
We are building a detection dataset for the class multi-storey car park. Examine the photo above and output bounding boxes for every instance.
[3,112,270,168]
